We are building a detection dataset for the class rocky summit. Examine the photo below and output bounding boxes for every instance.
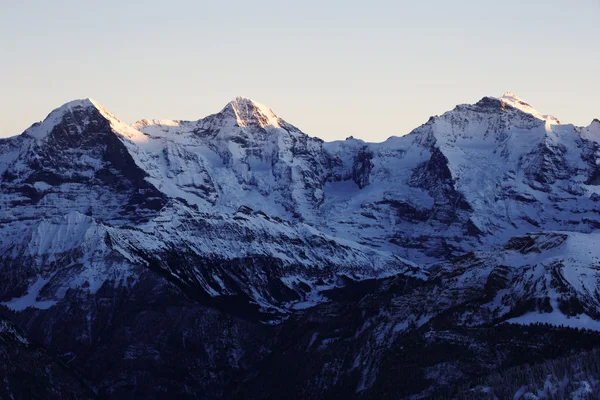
[2,93,600,399]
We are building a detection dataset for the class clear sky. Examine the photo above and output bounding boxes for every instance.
[2,0,599,142]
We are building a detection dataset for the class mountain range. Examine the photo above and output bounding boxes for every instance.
[1,92,600,399]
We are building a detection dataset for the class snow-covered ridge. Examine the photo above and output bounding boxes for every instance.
[497,92,560,125]
[15,93,595,144]
[130,96,282,136]
[18,92,585,145]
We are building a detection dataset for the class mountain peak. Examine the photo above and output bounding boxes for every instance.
[49,98,105,117]
[222,96,281,128]
[22,98,106,139]
[497,92,560,125]
[499,92,526,103]
[59,97,98,109]
[20,97,143,141]
[38,97,117,121]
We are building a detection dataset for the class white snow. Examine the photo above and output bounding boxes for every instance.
[1,276,57,311]
[507,310,600,331]
[498,92,560,125]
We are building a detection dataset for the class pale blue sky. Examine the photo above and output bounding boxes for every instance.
[2,0,599,142]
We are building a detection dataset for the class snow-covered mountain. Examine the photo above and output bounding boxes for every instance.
[0,97,421,318]
[1,93,600,398]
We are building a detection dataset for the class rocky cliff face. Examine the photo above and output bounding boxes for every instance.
[2,93,600,398]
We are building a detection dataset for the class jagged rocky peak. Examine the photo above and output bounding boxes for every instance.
[21,97,128,140]
[130,97,283,135]
[453,92,558,123]
[444,92,559,124]
[46,97,117,122]
[220,96,281,128]
[497,92,560,124]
